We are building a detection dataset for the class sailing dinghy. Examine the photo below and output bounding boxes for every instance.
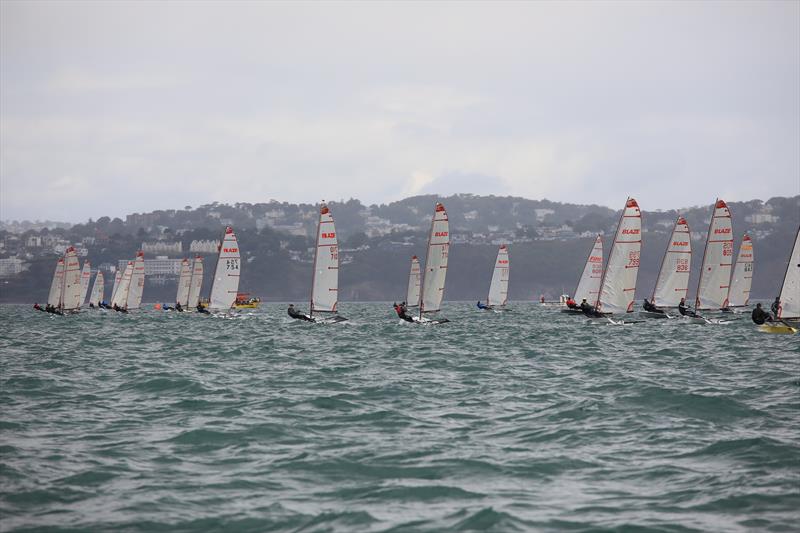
[110,260,133,311]
[174,258,191,310]
[59,247,83,313]
[766,225,800,332]
[642,216,691,319]
[79,260,91,305]
[562,235,602,314]
[479,245,510,311]
[89,270,105,308]
[187,256,204,310]
[206,227,241,314]
[126,251,146,310]
[299,204,346,323]
[725,234,753,312]
[47,258,64,310]
[413,202,450,324]
[590,198,642,324]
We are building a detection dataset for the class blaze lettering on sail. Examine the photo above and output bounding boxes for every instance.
[321,233,336,239]
[223,247,238,253]
[714,228,731,234]
[622,228,640,235]
[672,241,689,247]
[434,231,448,237]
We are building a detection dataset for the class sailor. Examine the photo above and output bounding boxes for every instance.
[643,298,664,314]
[197,302,210,315]
[579,298,602,318]
[33,303,43,312]
[771,297,781,317]
[89,302,95,309]
[678,298,698,317]
[175,302,183,312]
[566,296,577,309]
[288,304,312,321]
[394,302,414,322]
[477,300,489,310]
[751,303,774,325]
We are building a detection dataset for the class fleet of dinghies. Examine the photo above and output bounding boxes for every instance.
[32,198,799,332]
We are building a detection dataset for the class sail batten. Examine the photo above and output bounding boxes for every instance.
[652,217,691,307]
[406,256,421,307]
[728,234,754,308]
[777,227,800,319]
[487,245,509,307]
[695,199,734,310]
[574,235,603,304]
[208,227,241,311]
[419,202,449,316]
[597,198,641,314]
[310,205,339,315]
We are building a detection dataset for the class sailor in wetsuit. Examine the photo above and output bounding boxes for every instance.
[175,302,183,312]
[751,303,774,325]
[579,298,603,318]
[643,298,664,314]
[33,303,43,312]
[288,304,313,321]
[196,302,210,314]
[566,296,577,309]
[394,302,414,322]
[476,300,489,310]
[771,297,781,317]
[677,298,698,318]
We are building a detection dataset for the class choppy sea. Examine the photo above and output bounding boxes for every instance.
[1,302,798,532]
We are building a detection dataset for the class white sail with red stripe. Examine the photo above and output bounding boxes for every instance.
[596,198,641,314]
[487,245,509,307]
[176,258,192,306]
[419,202,449,316]
[574,235,603,304]
[310,204,339,315]
[60,247,83,311]
[652,217,691,308]
[187,256,203,308]
[89,270,104,306]
[695,199,734,310]
[47,258,64,307]
[777,226,800,320]
[406,255,421,308]
[79,260,91,305]
[126,251,146,310]
[209,227,241,311]
[727,234,754,308]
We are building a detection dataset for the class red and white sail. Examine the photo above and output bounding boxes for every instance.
[89,270,105,306]
[126,251,146,310]
[310,205,339,315]
[60,247,83,311]
[111,261,133,308]
[574,235,603,304]
[487,245,509,307]
[597,198,641,314]
[79,260,91,304]
[47,258,64,307]
[176,258,192,306]
[652,217,691,308]
[187,256,203,308]
[419,202,449,316]
[695,199,734,310]
[727,234,754,308]
[209,227,240,311]
[777,227,800,320]
[406,255,421,307]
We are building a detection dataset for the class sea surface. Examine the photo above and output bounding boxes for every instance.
[1,302,798,532]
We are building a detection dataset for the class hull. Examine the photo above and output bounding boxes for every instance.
[234,302,260,309]
[758,323,798,334]
[640,311,669,319]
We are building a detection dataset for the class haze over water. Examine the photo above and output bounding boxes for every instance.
[1,303,798,531]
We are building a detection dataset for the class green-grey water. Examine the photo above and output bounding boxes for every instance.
[1,303,798,532]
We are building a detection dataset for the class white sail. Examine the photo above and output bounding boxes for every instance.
[574,235,603,304]
[778,226,800,319]
[406,255,421,307]
[79,260,91,304]
[111,261,133,308]
[126,251,146,310]
[695,199,734,310]
[176,258,192,305]
[487,245,509,307]
[727,234,754,308]
[89,270,105,306]
[419,202,450,316]
[597,198,641,314]
[187,256,203,308]
[60,247,83,311]
[208,227,241,311]
[652,217,692,308]
[112,269,122,298]
[310,205,339,314]
[47,258,64,307]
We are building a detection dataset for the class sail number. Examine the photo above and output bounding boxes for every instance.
[330,245,338,261]
[627,251,640,267]
[676,258,689,272]
[225,258,239,270]
[744,262,753,272]
[722,242,733,256]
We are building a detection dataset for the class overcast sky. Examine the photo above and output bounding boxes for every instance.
[1,0,798,223]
